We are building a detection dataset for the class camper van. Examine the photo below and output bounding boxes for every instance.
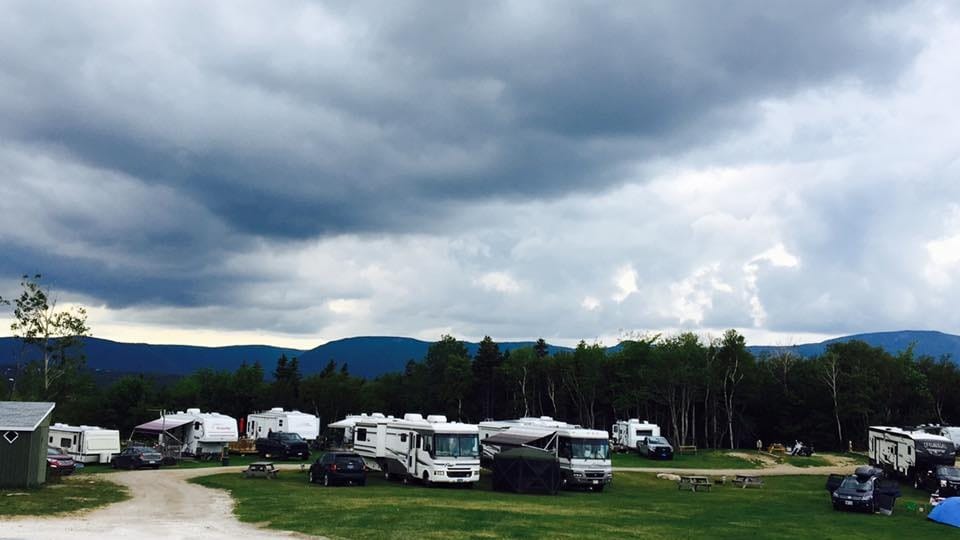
[868,426,956,480]
[351,413,481,485]
[135,408,239,458]
[48,423,121,464]
[246,408,320,441]
[480,417,613,491]
[611,419,661,451]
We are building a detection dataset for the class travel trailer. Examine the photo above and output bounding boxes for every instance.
[868,426,956,480]
[919,425,960,455]
[48,423,121,464]
[350,413,481,485]
[480,416,613,490]
[611,419,661,451]
[327,413,388,448]
[134,408,238,458]
[246,408,320,441]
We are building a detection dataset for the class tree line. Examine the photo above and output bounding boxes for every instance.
[4,275,959,450]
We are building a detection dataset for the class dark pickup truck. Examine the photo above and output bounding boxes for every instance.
[256,432,311,460]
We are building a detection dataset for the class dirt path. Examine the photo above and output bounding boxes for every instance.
[0,466,319,540]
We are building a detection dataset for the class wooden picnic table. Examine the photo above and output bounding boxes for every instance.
[732,474,764,488]
[243,461,279,479]
[678,475,713,492]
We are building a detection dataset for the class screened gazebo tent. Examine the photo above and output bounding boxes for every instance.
[491,446,561,494]
[0,401,56,488]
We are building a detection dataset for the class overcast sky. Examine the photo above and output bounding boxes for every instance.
[2,1,959,349]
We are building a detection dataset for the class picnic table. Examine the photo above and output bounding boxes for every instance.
[732,474,764,488]
[243,461,279,479]
[678,475,713,492]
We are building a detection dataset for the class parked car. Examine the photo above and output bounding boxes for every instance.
[827,466,900,513]
[308,452,367,487]
[111,446,163,470]
[638,436,674,460]
[256,431,311,460]
[46,446,76,476]
[914,465,960,496]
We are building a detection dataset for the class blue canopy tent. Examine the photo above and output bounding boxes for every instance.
[929,497,960,528]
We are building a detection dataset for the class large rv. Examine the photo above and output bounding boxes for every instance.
[611,419,661,451]
[479,416,613,490]
[919,425,960,455]
[246,408,320,441]
[868,426,956,480]
[135,408,239,458]
[350,413,481,485]
[48,423,121,464]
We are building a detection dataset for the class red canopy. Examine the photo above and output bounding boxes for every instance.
[134,417,193,434]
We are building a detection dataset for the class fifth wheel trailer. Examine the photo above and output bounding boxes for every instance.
[611,419,661,451]
[48,423,120,464]
[134,408,238,459]
[868,426,956,480]
[246,408,320,441]
[350,413,481,485]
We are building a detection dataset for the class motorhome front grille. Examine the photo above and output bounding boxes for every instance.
[447,470,472,478]
[585,471,606,479]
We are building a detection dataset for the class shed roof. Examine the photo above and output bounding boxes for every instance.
[0,401,56,431]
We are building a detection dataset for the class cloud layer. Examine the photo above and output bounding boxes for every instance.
[2,1,958,347]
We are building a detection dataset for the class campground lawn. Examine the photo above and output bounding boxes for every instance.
[79,453,298,474]
[0,476,129,516]
[193,470,947,539]
[612,449,763,469]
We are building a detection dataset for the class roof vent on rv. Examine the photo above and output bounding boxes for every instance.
[426,415,447,423]
[540,416,553,421]
[270,407,284,412]
[628,418,639,423]
[372,412,386,418]
[404,413,424,422]
[186,408,201,414]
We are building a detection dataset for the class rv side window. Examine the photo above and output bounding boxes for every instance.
[49,436,53,443]
[416,434,422,449]
[60,438,72,448]
[400,433,408,443]
[279,420,283,427]
[194,422,201,430]
[908,447,912,455]
[73,435,77,444]
[357,428,367,442]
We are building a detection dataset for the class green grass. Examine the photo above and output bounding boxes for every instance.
[79,453,306,474]
[778,455,833,468]
[0,476,129,516]
[193,470,947,539]
[612,449,763,469]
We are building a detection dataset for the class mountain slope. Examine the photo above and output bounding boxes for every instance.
[747,330,960,360]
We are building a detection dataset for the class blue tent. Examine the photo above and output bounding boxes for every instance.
[929,497,960,528]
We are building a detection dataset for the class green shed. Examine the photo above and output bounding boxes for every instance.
[0,401,56,488]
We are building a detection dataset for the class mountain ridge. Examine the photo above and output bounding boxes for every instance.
[1,330,957,379]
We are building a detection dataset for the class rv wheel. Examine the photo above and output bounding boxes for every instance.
[384,470,392,481]
[422,472,431,486]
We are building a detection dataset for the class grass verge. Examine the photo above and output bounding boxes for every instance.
[193,470,947,539]
[0,476,129,517]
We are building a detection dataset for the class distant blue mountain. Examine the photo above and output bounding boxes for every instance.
[1,330,956,380]
[747,330,960,361]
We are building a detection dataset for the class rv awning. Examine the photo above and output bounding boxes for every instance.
[134,417,193,434]
[328,418,356,429]
[484,431,553,446]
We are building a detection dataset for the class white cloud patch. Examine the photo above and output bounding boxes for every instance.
[474,272,521,294]
[612,265,638,303]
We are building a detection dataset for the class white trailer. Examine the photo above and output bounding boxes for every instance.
[246,408,320,441]
[611,419,661,451]
[351,413,481,485]
[327,413,391,448]
[480,416,613,490]
[135,408,238,458]
[48,423,121,464]
[868,426,956,479]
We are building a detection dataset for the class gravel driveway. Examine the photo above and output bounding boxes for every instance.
[0,466,317,540]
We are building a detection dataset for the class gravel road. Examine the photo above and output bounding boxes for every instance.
[0,466,316,540]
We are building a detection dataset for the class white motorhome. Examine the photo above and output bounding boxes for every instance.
[611,419,661,451]
[350,413,481,485]
[135,408,239,458]
[48,423,121,464]
[246,408,320,441]
[868,426,956,479]
[480,416,613,490]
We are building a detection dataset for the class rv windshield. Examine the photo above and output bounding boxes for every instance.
[433,434,480,458]
[560,438,610,460]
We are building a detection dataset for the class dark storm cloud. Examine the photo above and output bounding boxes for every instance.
[1,0,916,240]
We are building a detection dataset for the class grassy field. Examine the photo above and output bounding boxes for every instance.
[0,476,129,517]
[193,470,948,539]
[612,449,763,469]
[79,453,307,474]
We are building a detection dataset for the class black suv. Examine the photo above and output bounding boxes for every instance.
[308,452,367,487]
[111,446,163,470]
[827,466,900,513]
[914,465,960,496]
